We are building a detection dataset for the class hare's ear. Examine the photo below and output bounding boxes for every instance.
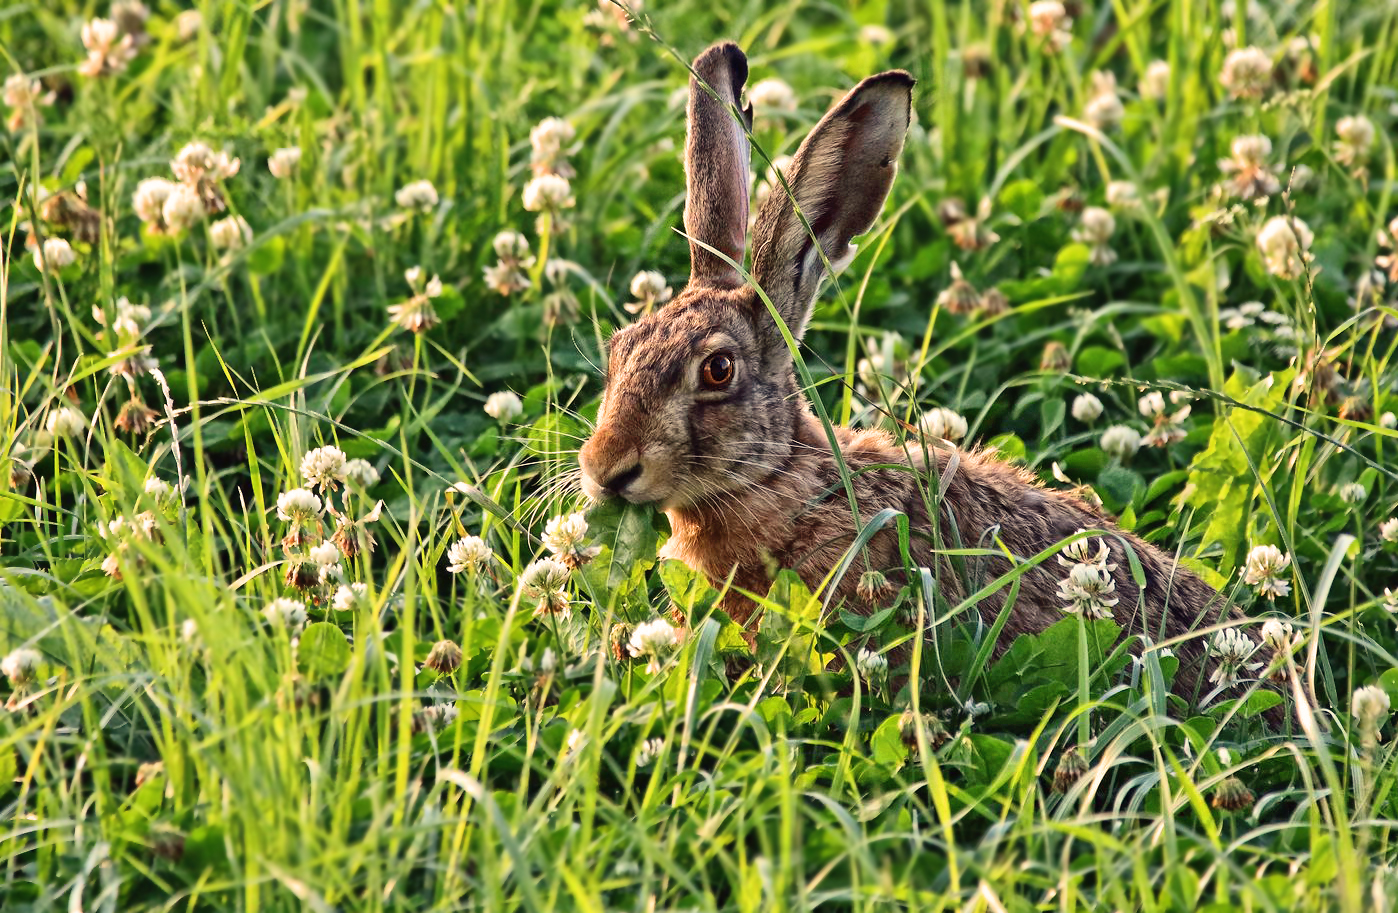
[684,42,753,289]
[750,70,913,345]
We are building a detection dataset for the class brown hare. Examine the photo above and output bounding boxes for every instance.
[579,42,1249,702]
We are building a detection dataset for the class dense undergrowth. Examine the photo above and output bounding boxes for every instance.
[3,1,1398,910]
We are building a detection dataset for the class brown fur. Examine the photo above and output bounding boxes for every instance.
[579,42,1250,704]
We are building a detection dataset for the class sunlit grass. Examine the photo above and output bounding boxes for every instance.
[2,1,1398,910]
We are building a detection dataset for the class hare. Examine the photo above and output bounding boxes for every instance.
[579,42,1246,701]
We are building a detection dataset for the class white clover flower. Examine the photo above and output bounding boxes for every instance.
[1339,482,1367,505]
[1242,544,1291,600]
[180,618,200,645]
[78,17,136,78]
[1256,216,1313,280]
[1083,72,1124,131]
[1140,59,1170,100]
[1027,1,1072,51]
[1138,391,1166,419]
[483,260,532,296]
[1100,424,1141,461]
[1219,134,1280,200]
[626,270,673,315]
[854,647,889,683]
[175,9,202,41]
[1071,207,1116,266]
[529,117,576,156]
[386,292,439,334]
[860,24,895,45]
[1208,628,1260,686]
[627,618,682,674]
[343,459,379,488]
[33,237,76,273]
[46,405,85,438]
[395,179,439,210]
[634,737,665,768]
[530,116,576,177]
[542,512,590,557]
[519,557,571,618]
[749,77,797,114]
[300,445,348,491]
[262,597,308,631]
[3,73,54,131]
[1260,619,1296,653]
[493,230,533,262]
[1352,684,1391,727]
[171,141,241,186]
[209,215,253,251]
[1380,412,1397,430]
[1072,393,1104,422]
[1057,531,1116,572]
[484,390,523,423]
[1334,115,1375,169]
[1380,517,1398,543]
[267,147,302,179]
[446,535,493,575]
[1057,562,1119,620]
[1105,181,1139,209]
[132,178,177,229]
[332,582,369,612]
[539,646,558,673]
[2,647,43,687]
[309,541,341,567]
[414,703,459,733]
[918,407,968,443]
[276,487,323,522]
[1384,588,1398,614]
[143,477,176,505]
[522,174,575,213]
[563,728,586,760]
[1220,46,1272,99]
[318,563,345,586]
[161,183,205,232]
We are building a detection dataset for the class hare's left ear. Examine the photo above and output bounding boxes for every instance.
[750,70,913,345]
[684,42,753,289]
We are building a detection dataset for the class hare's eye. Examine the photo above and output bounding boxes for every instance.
[700,353,735,389]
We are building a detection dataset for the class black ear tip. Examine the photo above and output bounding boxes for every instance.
[694,41,749,85]
[868,69,916,91]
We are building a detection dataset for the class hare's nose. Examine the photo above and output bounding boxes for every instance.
[598,461,643,496]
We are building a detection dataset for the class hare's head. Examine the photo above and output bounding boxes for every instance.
[579,42,913,509]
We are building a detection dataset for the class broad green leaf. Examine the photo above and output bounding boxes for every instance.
[297,622,352,679]
[585,500,667,591]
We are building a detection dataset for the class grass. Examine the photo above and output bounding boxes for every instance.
[3,0,1398,909]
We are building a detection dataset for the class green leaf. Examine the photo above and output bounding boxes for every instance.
[755,571,823,678]
[1039,397,1066,438]
[871,715,908,768]
[985,433,1026,462]
[1184,368,1291,574]
[0,747,15,798]
[297,622,352,679]
[247,234,286,275]
[1075,346,1125,378]
[1096,464,1145,510]
[659,559,719,616]
[585,500,667,592]
[997,179,1045,221]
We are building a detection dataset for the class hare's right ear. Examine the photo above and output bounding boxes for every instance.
[750,70,913,346]
[684,42,753,289]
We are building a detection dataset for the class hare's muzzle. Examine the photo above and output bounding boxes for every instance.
[579,432,646,503]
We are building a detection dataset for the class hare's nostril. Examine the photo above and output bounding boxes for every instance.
[600,462,643,495]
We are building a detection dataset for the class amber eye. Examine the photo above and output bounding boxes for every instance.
[701,352,735,389]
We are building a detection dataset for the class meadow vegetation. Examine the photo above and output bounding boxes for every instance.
[3,0,1398,909]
